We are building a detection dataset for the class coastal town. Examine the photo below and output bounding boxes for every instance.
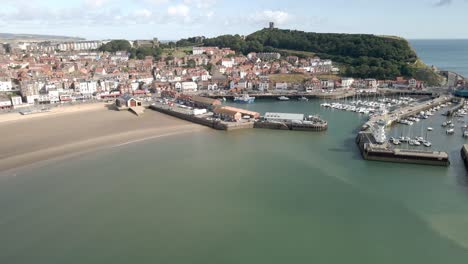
[3,32,465,111]
[1,26,468,171]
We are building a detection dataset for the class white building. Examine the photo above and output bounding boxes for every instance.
[321,80,335,89]
[207,83,219,90]
[275,83,288,90]
[10,96,23,106]
[175,82,198,93]
[0,80,13,92]
[77,81,98,94]
[193,47,205,55]
[0,96,12,109]
[341,78,354,89]
[258,82,269,91]
[221,59,234,68]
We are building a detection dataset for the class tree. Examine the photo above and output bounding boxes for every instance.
[187,59,196,68]
[99,40,132,52]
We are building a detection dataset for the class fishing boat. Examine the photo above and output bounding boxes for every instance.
[234,94,255,104]
[278,96,290,101]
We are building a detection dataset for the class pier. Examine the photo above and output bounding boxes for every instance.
[462,145,468,169]
[356,132,450,167]
[445,98,465,116]
[149,103,254,131]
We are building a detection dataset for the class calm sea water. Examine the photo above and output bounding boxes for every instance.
[1,41,468,263]
[410,39,468,77]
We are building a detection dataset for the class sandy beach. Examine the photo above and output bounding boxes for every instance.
[0,105,206,172]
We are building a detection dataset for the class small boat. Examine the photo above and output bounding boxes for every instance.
[409,140,421,146]
[464,131,468,138]
[442,122,448,127]
[423,141,432,147]
[278,96,290,101]
[222,97,227,102]
[234,94,255,104]
[427,127,433,131]
[446,129,455,135]
[298,96,309,102]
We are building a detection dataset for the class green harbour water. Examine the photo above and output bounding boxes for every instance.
[1,99,468,263]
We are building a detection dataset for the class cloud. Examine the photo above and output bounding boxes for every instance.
[167,4,190,17]
[183,0,218,8]
[84,0,111,8]
[433,0,452,6]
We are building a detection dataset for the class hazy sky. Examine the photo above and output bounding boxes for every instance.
[1,0,467,40]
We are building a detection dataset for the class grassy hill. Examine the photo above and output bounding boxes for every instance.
[199,28,442,85]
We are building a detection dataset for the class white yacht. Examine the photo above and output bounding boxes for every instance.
[409,140,421,146]
[423,141,432,147]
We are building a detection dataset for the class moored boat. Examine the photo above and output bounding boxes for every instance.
[234,94,255,104]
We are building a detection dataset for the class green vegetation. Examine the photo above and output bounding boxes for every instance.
[200,29,441,84]
[161,46,192,58]
[99,40,132,52]
[269,74,310,83]
[175,37,205,47]
[99,40,162,60]
[278,49,316,59]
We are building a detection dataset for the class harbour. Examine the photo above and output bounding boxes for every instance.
[140,88,467,169]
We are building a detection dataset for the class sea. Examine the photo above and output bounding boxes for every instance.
[1,40,468,264]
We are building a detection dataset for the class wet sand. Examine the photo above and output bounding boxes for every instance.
[0,106,206,172]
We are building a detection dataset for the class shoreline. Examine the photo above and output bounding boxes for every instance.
[0,106,207,173]
[0,102,111,125]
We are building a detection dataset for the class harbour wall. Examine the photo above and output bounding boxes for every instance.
[462,145,468,169]
[254,121,328,132]
[356,132,450,167]
[149,105,254,131]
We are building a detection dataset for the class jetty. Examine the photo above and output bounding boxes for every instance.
[254,113,328,132]
[445,98,465,116]
[356,131,450,167]
[149,103,254,131]
[362,96,452,130]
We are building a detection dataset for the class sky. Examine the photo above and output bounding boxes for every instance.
[0,0,467,40]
